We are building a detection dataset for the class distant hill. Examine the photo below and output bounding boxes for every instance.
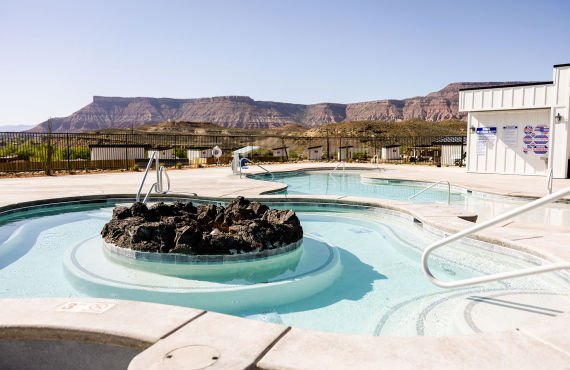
[90,118,466,139]
[28,82,524,132]
[0,124,35,132]
[303,118,467,138]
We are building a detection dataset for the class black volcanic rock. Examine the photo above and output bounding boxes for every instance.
[101,197,303,255]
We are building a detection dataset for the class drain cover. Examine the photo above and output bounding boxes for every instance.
[162,345,220,370]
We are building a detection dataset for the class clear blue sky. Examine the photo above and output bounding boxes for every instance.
[1,0,569,126]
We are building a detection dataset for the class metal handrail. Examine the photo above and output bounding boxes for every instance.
[329,161,345,176]
[239,158,274,181]
[422,186,570,288]
[136,152,170,203]
[409,179,451,205]
[547,167,553,194]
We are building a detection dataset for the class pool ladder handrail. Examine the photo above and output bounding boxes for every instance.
[329,161,346,176]
[408,179,451,205]
[422,185,570,288]
[547,167,553,194]
[239,158,274,181]
[135,152,171,203]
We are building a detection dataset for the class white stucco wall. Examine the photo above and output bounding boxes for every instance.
[460,64,570,178]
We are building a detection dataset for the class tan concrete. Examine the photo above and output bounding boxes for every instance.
[128,311,289,370]
[0,298,203,348]
[256,326,570,370]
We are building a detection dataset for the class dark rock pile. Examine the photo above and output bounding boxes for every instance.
[101,197,303,255]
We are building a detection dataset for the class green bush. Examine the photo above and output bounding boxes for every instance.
[252,148,271,157]
[59,147,90,160]
[173,148,187,159]
[352,152,368,161]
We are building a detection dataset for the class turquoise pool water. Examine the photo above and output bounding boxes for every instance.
[1,200,568,336]
[252,170,570,226]
[255,170,462,203]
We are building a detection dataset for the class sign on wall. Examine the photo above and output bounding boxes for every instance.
[502,125,518,148]
[476,127,497,155]
[522,124,549,154]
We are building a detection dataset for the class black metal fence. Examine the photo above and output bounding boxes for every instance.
[0,132,466,172]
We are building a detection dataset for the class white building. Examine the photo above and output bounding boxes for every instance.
[89,145,146,161]
[431,136,466,166]
[187,147,214,160]
[381,145,401,160]
[459,63,570,178]
[272,147,289,158]
[308,145,323,160]
[148,149,176,160]
[338,146,354,161]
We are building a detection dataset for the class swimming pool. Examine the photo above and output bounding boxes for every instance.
[1,199,568,337]
[252,170,570,226]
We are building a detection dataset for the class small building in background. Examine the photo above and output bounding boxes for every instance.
[338,145,354,161]
[432,136,466,166]
[271,147,289,159]
[406,145,441,163]
[148,148,176,160]
[308,145,323,160]
[89,145,146,161]
[381,145,401,160]
[187,147,214,160]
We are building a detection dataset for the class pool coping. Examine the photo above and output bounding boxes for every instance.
[1,169,570,368]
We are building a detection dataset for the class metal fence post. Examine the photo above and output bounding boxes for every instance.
[66,133,71,171]
[124,134,128,170]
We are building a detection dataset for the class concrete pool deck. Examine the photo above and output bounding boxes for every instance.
[1,163,570,369]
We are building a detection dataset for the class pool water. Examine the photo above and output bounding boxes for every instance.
[252,170,570,226]
[1,201,568,337]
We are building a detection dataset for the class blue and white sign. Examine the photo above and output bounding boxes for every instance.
[476,127,497,155]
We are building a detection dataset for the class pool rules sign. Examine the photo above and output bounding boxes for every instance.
[475,127,497,155]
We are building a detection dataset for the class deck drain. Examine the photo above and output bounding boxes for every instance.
[162,345,220,370]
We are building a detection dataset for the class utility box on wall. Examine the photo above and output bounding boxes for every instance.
[459,63,570,178]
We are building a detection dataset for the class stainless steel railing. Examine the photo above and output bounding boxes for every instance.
[547,167,553,194]
[422,186,570,288]
[135,152,170,203]
[329,161,346,176]
[409,179,451,205]
[239,158,274,181]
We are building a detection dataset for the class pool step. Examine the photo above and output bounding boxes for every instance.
[375,288,570,337]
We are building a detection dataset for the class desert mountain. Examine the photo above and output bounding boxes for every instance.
[29,82,523,132]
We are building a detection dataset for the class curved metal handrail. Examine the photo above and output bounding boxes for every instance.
[409,179,451,205]
[239,158,274,181]
[422,186,570,288]
[329,161,345,176]
[136,152,156,202]
[547,167,553,194]
[136,152,170,203]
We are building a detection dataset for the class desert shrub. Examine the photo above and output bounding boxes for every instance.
[352,152,368,161]
[173,148,187,159]
[59,147,90,160]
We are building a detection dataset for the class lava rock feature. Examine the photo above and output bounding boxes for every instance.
[101,197,303,255]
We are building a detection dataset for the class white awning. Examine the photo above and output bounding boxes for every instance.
[232,146,260,155]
